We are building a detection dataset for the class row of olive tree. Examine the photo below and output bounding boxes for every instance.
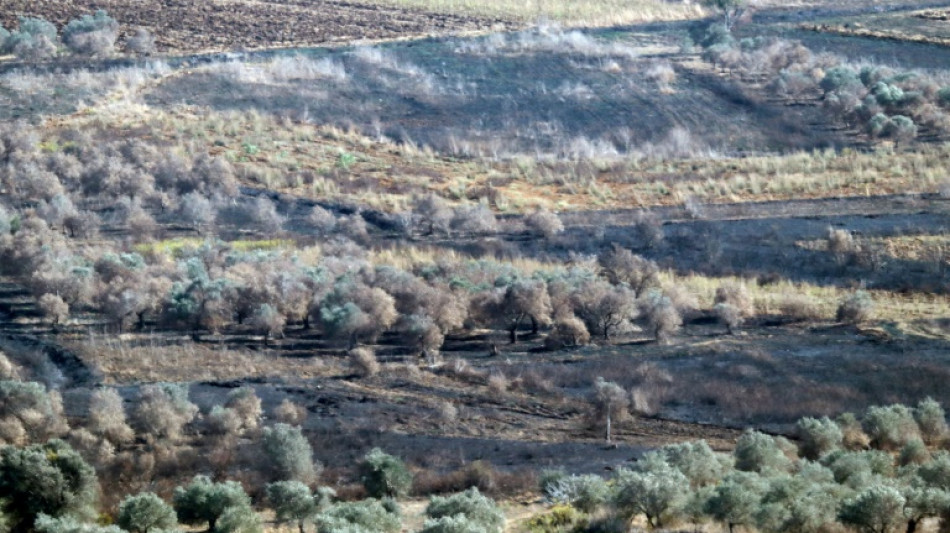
[543,397,950,533]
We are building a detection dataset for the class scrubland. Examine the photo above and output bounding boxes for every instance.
[1,1,950,532]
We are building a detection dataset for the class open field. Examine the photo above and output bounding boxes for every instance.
[0,0,511,54]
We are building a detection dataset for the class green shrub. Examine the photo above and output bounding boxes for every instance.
[419,515,488,533]
[425,488,505,533]
[863,403,919,449]
[359,448,412,498]
[915,398,949,444]
[524,504,586,533]
[659,440,730,487]
[62,11,118,56]
[541,474,609,514]
[315,500,401,533]
[172,476,251,532]
[5,17,59,60]
[34,515,123,533]
[215,505,262,533]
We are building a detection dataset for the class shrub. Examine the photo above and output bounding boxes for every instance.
[5,17,59,60]
[525,208,563,240]
[915,397,949,445]
[124,28,155,55]
[349,347,380,377]
[62,11,118,56]
[419,515,488,533]
[261,423,318,483]
[173,476,251,532]
[797,416,843,460]
[0,380,70,444]
[638,289,681,343]
[863,404,919,450]
[359,448,412,499]
[34,515,123,533]
[597,245,659,296]
[225,386,262,432]
[117,492,177,533]
[425,488,505,533]
[274,399,307,426]
[544,315,590,349]
[38,293,69,325]
[714,281,753,318]
[133,383,198,443]
[541,474,609,513]
[315,500,401,533]
[714,302,742,334]
[87,388,133,445]
[836,291,873,324]
[414,194,453,236]
[215,505,262,533]
[820,66,861,93]
[899,438,931,466]
[0,440,98,532]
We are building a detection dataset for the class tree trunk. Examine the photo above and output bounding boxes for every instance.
[136,311,146,330]
[605,411,611,443]
[907,518,918,533]
[509,326,518,344]
[299,521,306,533]
[531,316,539,335]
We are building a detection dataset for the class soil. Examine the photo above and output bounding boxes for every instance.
[0,0,510,54]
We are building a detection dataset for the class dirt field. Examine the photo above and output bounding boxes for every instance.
[0,0,509,53]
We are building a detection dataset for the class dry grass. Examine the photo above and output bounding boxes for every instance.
[68,335,341,384]
[366,0,703,26]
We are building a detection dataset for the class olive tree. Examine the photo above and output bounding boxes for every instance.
[173,476,251,532]
[915,397,949,445]
[266,481,331,533]
[705,471,768,533]
[838,485,906,533]
[0,440,99,532]
[797,416,843,460]
[613,454,690,529]
[359,448,412,499]
[261,423,318,483]
[117,492,178,533]
[591,377,628,444]
[734,430,793,473]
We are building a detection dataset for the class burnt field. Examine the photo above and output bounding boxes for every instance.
[4,1,950,530]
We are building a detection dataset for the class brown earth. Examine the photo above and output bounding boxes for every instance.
[0,0,511,53]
